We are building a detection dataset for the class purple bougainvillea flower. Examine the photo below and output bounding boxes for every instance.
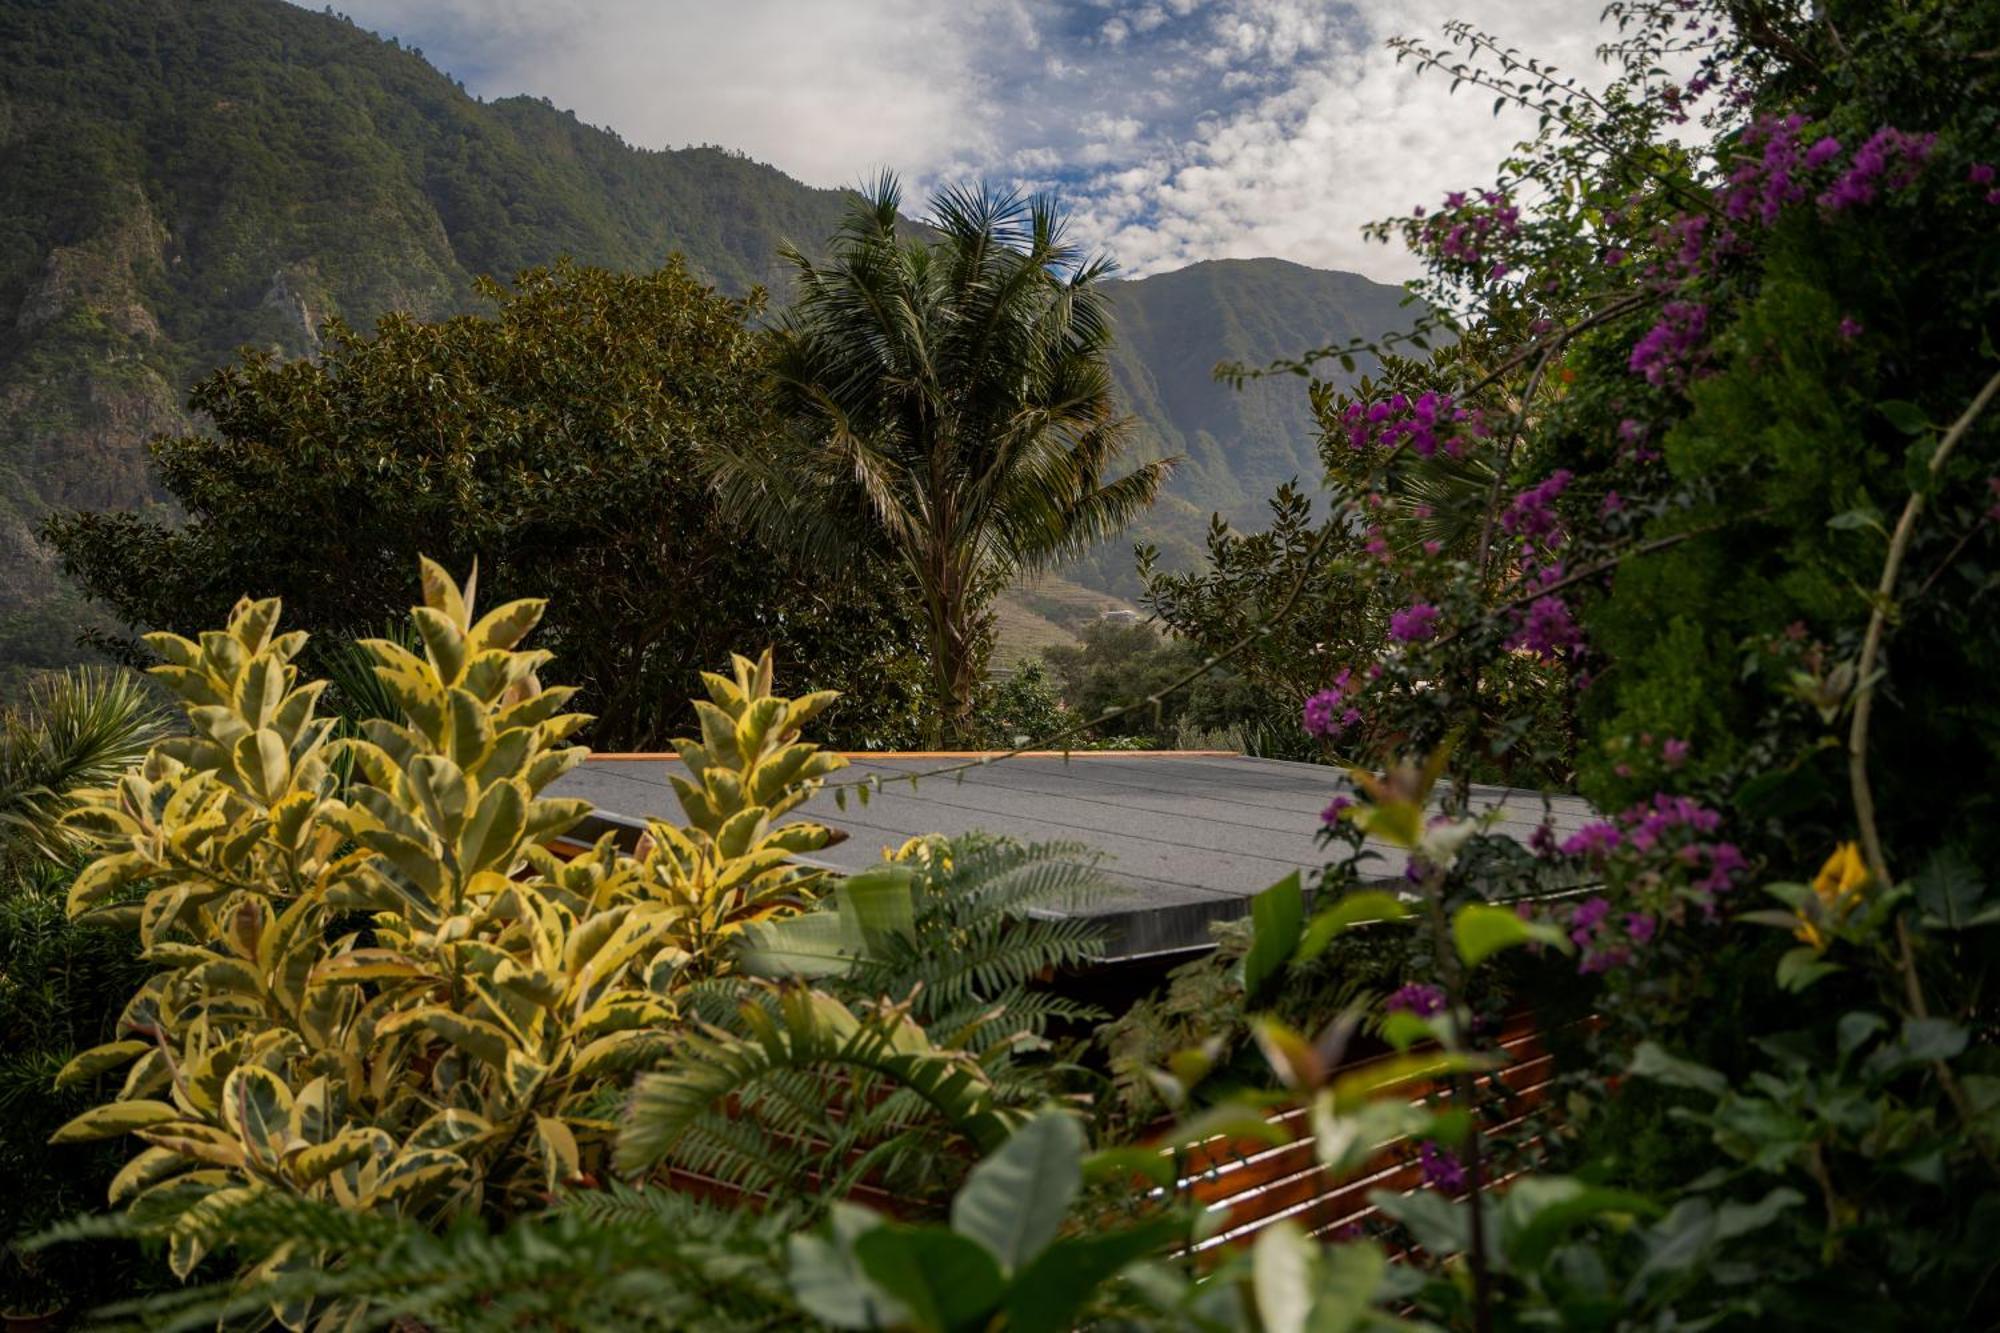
[1390,603,1442,643]
[1561,822,1622,857]
[1387,982,1448,1017]
[1419,1141,1468,1193]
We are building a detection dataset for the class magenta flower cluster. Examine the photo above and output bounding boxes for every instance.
[1417,188,1522,281]
[1507,594,1583,661]
[1819,126,1936,211]
[1418,1141,1468,1193]
[1340,390,1485,459]
[1500,469,1573,548]
[1555,791,1747,928]
[1389,602,1442,643]
[1386,981,1447,1017]
[1566,896,1659,974]
[1721,113,1815,225]
[1302,667,1361,740]
[1973,162,2000,206]
[1629,301,1711,389]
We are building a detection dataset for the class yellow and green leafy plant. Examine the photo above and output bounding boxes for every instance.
[43,560,844,1303]
[628,649,846,967]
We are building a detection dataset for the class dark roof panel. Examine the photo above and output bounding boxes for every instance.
[550,753,1596,959]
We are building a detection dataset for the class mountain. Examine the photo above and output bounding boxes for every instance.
[0,0,1411,678]
[1089,258,1414,595]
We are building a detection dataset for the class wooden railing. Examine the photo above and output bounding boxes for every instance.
[1159,1013,1567,1254]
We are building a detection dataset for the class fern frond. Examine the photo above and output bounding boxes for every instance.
[617,984,1022,1178]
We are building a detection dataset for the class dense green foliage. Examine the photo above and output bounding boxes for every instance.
[0,858,157,1313]
[721,179,1172,738]
[1038,620,1276,749]
[43,261,932,750]
[0,668,171,1312]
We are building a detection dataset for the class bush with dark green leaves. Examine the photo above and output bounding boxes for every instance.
[43,260,933,752]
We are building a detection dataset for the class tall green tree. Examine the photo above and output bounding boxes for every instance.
[723,178,1173,740]
[42,260,932,750]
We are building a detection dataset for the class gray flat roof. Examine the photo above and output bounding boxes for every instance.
[549,752,1596,960]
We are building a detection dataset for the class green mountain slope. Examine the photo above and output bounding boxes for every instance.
[0,0,1412,677]
[1084,258,1414,595]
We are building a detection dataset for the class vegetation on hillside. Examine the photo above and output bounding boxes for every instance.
[42,261,934,751]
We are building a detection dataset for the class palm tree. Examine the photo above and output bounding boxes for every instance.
[0,666,170,860]
[718,176,1174,742]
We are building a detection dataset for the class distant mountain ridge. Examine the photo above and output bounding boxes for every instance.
[0,0,1412,673]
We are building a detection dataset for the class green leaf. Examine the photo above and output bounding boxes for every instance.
[1307,1241,1387,1333]
[1915,846,1989,930]
[1836,1011,1888,1057]
[1378,1010,1436,1052]
[1627,1042,1728,1098]
[1776,946,1841,992]
[788,1205,907,1330]
[950,1110,1084,1271]
[1500,1176,1657,1271]
[1826,505,1886,534]
[1878,399,1930,435]
[1370,1189,1468,1256]
[1252,1221,1317,1333]
[1241,871,1305,999]
[854,1226,1005,1332]
[1002,1218,1180,1330]
[839,864,919,955]
[1713,1186,1803,1243]
[1453,902,1565,968]
[1294,890,1409,964]
[1635,1198,1715,1281]
[1895,1017,1968,1066]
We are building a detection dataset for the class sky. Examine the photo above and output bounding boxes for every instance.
[322,0,1617,282]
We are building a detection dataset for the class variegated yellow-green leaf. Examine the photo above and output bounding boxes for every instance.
[417,1008,515,1068]
[364,1147,471,1208]
[55,1040,151,1089]
[533,1115,581,1188]
[221,1065,295,1164]
[459,780,527,875]
[309,949,432,985]
[49,1099,185,1143]
[288,1129,391,1185]
[66,850,153,915]
[108,1145,193,1206]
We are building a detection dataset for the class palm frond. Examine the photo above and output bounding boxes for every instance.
[0,666,171,860]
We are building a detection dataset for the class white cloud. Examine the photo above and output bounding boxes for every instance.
[321,0,1625,282]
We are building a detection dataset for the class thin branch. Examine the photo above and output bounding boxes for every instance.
[1848,367,2000,888]
[1844,365,2000,1176]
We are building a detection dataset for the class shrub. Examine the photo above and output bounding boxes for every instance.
[46,559,847,1300]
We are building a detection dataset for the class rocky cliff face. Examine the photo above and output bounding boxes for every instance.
[0,187,187,628]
